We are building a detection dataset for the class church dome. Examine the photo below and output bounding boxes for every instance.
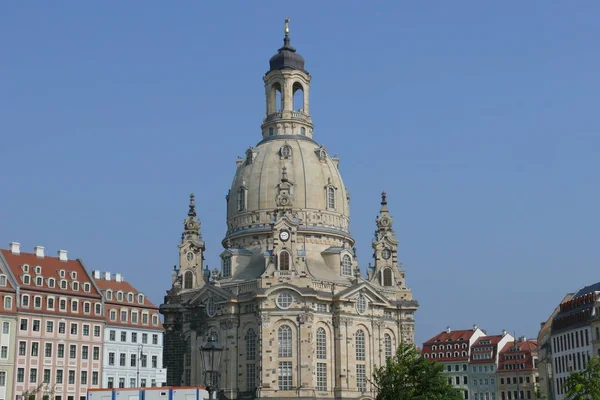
[225,136,350,239]
[268,19,305,72]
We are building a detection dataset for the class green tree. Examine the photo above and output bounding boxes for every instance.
[372,342,463,400]
[564,356,600,400]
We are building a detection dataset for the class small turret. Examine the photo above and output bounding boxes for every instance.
[176,194,206,290]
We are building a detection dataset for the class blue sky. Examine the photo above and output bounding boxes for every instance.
[1,2,599,345]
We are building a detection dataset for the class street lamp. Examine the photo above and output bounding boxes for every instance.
[137,344,144,387]
[200,333,223,400]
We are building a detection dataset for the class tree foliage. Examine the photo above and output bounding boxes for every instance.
[372,342,463,400]
[564,356,600,400]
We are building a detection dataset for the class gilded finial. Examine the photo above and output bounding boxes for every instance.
[285,17,290,36]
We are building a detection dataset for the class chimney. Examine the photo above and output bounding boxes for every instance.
[58,250,68,262]
[473,324,478,331]
[446,326,451,333]
[502,329,507,336]
[34,245,45,258]
[115,273,122,283]
[92,270,101,280]
[104,272,111,281]
[9,242,21,255]
[519,336,527,342]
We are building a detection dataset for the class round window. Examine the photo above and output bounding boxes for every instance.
[356,294,368,314]
[276,291,293,309]
[186,252,194,261]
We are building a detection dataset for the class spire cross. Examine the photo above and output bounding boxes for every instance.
[381,191,387,206]
[285,17,290,36]
[188,193,197,217]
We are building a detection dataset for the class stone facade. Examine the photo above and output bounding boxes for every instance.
[160,23,418,400]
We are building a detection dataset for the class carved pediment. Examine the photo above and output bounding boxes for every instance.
[334,282,390,306]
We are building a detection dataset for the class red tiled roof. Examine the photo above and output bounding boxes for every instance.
[470,335,504,363]
[93,276,157,308]
[498,340,538,372]
[423,329,476,345]
[0,249,101,298]
[422,329,477,362]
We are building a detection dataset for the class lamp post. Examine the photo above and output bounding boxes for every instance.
[200,333,223,400]
[137,344,144,387]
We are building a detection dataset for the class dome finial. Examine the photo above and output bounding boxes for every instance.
[188,193,196,217]
[284,17,290,36]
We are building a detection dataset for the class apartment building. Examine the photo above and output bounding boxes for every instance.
[468,332,514,400]
[1,243,105,400]
[0,264,17,400]
[92,271,166,389]
[497,338,539,400]
[422,325,486,399]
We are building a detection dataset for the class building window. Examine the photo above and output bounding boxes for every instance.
[0,275,5,286]
[356,329,366,361]
[121,310,127,322]
[246,364,256,391]
[47,297,55,309]
[69,345,76,359]
[93,347,100,360]
[121,331,127,342]
[17,368,24,383]
[384,333,393,358]
[357,365,366,392]
[132,312,138,323]
[341,255,352,276]
[184,271,194,289]
[3,296,11,309]
[57,344,65,358]
[45,343,52,357]
[82,346,89,360]
[152,334,159,344]
[278,325,293,358]
[317,362,327,391]
[278,361,292,390]
[152,355,158,368]
[142,333,148,343]
[276,291,293,309]
[108,352,115,366]
[316,327,327,359]
[107,377,114,388]
[31,342,39,357]
[120,353,126,367]
[281,145,292,158]
[246,328,257,360]
[32,320,40,332]
[0,345,7,359]
[21,295,29,308]
[269,127,274,136]
[92,371,99,385]
[130,354,136,367]
[20,318,27,331]
[300,127,306,136]
[30,368,37,383]
[34,296,42,308]
[356,294,367,314]
[382,268,393,286]
[279,250,291,271]
[110,310,117,321]
[238,188,247,212]
[222,256,231,277]
[70,323,77,335]
[327,186,335,209]
[0,371,6,387]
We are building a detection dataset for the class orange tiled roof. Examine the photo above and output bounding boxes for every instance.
[93,276,157,309]
[0,249,101,298]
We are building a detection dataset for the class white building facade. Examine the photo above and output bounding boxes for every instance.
[93,271,166,389]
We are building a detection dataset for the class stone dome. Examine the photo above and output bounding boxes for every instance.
[225,136,351,240]
[269,37,305,72]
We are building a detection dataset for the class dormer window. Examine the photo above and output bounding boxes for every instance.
[83,283,90,292]
[95,303,102,314]
[138,294,144,304]
[59,270,65,278]
[237,187,247,212]
[22,275,30,285]
[152,315,159,325]
[48,278,55,288]
[22,264,29,273]
[35,276,43,286]
[0,275,6,286]
[71,271,77,280]
[34,296,42,309]
[106,290,112,300]
[34,266,42,274]
[117,292,123,302]
[127,293,134,303]
[21,294,29,308]
[60,280,67,290]
[326,186,335,209]
[72,282,79,291]
[109,310,116,321]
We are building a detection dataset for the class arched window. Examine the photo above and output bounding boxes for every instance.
[222,256,231,277]
[279,251,290,271]
[293,82,304,111]
[431,353,436,359]
[356,330,365,361]
[341,255,352,276]
[237,188,246,212]
[300,127,306,136]
[327,187,335,209]
[384,333,393,359]
[382,268,393,286]
[316,328,327,359]
[245,328,257,360]
[184,271,194,289]
[278,325,292,357]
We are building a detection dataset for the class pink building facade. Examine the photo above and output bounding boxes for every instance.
[1,244,104,400]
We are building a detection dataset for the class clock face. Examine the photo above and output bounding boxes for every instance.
[382,248,391,260]
[279,230,290,241]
